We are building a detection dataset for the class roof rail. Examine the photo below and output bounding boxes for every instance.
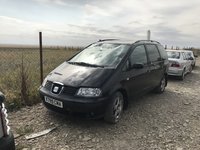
[98,39,118,42]
[134,40,160,44]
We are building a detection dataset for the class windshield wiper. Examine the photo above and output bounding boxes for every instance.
[68,62,104,68]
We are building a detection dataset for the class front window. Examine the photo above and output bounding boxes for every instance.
[167,51,180,59]
[130,45,147,66]
[146,44,161,62]
[68,43,130,68]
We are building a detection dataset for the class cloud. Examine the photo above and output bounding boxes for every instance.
[1,0,200,47]
[80,0,200,47]
[0,16,121,46]
[34,0,67,6]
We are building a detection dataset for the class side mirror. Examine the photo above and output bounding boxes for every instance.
[0,92,5,103]
[132,63,144,69]
[194,55,198,58]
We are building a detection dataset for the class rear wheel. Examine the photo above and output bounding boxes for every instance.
[155,76,166,93]
[104,92,124,124]
[179,69,185,80]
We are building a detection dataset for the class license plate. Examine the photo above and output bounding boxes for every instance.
[44,96,63,108]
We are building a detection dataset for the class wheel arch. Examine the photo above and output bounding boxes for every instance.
[164,72,168,87]
[118,88,128,110]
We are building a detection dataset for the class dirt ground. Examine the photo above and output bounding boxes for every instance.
[8,58,200,150]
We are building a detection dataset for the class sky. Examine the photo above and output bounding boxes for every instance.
[0,0,200,47]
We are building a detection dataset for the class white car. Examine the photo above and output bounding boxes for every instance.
[166,50,192,80]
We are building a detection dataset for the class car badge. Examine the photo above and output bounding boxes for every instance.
[53,86,59,93]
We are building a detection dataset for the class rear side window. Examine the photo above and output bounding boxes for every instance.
[157,45,168,60]
[186,51,194,58]
[130,45,147,66]
[182,52,187,60]
[146,44,161,62]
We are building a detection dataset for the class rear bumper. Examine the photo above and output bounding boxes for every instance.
[168,67,183,76]
[39,87,109,115]
[0,133,15,150]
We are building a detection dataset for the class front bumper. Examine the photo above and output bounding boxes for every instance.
[0,133,15,150]
[39,87,109,115]
[168,67,183,76]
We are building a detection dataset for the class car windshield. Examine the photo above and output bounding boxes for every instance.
[68,43,130,68]
[167,51,180,59]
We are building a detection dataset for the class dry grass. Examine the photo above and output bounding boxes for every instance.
[0,47,80,110]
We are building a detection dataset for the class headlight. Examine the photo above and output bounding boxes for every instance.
[77,88,102,97]
[42,77,48,87]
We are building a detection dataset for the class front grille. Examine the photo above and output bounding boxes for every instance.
[44,81,53,90]
[62,86,78,96]
[44,81,78,96]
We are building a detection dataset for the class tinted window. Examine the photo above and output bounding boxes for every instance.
[146,44,161,62]
[186,51,194,57]
[69,43,130,68]
[157,45,168,60]
[186,52,192,57]
[130,45,147,66]
[167,51,180,59]
[182,52,187,60]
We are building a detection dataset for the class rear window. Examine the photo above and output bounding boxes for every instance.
[167,51,180,59]
[146,44,161,62]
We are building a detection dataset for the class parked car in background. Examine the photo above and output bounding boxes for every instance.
[184,50,196,68]
[166,50,192,80]
[0,92,15,150]
[40,39,169,123]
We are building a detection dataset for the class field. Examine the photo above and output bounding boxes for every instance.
[0,47,80,109]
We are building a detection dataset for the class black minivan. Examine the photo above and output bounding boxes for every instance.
[39,39,168,123]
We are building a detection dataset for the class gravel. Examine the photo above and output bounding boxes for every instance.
[8,58,200,150]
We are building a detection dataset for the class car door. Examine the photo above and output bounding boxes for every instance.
[182,52,191,72]
[121,45,150,97]
[145,44,163,88]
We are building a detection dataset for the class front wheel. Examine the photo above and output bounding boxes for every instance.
[104,92,124,124]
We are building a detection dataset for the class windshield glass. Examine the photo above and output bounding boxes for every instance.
[68,43,130,68]
[167,51,180,59]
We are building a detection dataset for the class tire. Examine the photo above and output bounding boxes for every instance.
[179,69,185,80]
[104,92,124,124]
[189,65,192,73]
[192,64,195,69]
[155,76,166,93]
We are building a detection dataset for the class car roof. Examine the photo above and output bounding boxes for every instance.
[166,50,181,52]
[97,39,160,45]
[166,49,192,53]
[182,50,193,53]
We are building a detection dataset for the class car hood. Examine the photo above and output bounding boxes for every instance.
[47,62,114,87]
